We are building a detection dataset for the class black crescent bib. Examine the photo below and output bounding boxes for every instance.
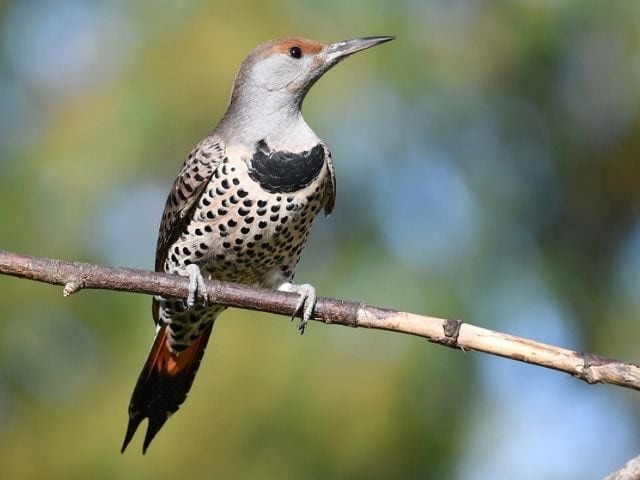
[248,140,325,193]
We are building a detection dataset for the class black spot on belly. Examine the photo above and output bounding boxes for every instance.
[248,140,326,193]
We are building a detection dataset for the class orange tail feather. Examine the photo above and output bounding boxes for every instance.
[121,321,214,453]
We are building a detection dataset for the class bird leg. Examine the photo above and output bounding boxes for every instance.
[176,264,208,307]
[278,282,317,334]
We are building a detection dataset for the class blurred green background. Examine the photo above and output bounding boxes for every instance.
[0,0,639,478]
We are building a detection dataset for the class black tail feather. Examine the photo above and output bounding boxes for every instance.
[121,411,144,453]
[121,322,214,453]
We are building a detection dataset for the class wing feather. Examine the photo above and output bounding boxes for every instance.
[152,137,225,324]
[323,149,336,215]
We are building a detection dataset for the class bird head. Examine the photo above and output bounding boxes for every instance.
[233,36,393,100]
[226,36,393,112]
[219,36,394,144]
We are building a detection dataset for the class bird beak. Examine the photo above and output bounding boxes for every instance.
[324,36,395,64]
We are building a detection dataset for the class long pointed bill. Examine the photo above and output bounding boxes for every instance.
[325,36,395,63]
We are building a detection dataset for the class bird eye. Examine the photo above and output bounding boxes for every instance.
[288,46,302,59]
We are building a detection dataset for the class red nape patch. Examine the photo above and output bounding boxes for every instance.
[271,37,324,56]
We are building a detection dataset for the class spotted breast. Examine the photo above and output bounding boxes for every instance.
[158,137,335,352]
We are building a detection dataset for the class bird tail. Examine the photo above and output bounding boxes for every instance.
[121,321,214,454]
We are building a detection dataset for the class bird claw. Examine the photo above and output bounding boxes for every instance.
[180,264,208,307]
[278,282,316,334]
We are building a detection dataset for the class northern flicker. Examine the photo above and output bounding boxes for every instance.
[121,35,394,453]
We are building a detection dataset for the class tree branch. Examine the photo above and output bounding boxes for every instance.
[605,454,640,480]
[1,249,639,393]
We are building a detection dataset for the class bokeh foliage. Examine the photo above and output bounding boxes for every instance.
[0,1,639,478]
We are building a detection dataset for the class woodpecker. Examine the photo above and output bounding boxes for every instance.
[121,35,394,453]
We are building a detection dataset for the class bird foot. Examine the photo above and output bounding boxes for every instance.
[278,282,316,334]
[177,264,208,307]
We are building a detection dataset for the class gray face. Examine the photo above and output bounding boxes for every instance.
[249,47,323,94]
[227,37,326,116]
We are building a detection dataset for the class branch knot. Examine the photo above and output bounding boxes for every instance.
[442,318,462,348]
